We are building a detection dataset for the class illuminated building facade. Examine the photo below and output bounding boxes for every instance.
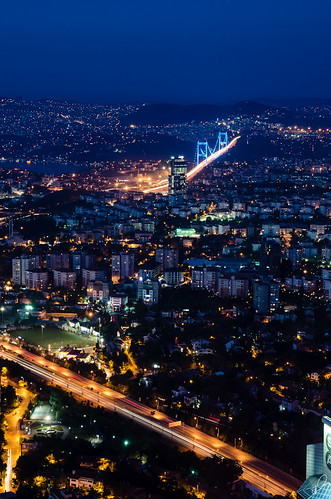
[155,246,179,270]
[253,278,279,314]
[137,277,159,305]
[112,252,135,282]
[25,270,49,291]
[12,255,41,286]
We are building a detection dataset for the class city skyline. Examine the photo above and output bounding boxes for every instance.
[0,2,330,498]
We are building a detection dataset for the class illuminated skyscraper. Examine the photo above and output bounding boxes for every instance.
[168,156,187,207]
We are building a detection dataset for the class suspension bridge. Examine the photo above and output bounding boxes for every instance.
[143,132,240,193]
[196,132,229,166]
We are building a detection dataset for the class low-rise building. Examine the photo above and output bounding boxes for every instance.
[87,280,110,302]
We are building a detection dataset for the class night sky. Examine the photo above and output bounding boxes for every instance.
[1,0,330,104]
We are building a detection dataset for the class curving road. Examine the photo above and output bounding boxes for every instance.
[0,343,301,496]
[1,383,34,493]
[143,135,240,194]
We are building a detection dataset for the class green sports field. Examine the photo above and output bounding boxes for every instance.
[12,327,95,349]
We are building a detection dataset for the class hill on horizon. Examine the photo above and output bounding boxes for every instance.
[122,101,272,126]
[122,99,331,128]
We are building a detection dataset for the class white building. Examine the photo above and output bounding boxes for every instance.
[87,280,109,302]
[53,270,76,289]
[25,270,49,291]
[164,269,184,286]
[82,268,105,287]
[69,471,95,489]
[112,252,134,282]
[108,294,128,311]
[137,277,159,305]
[12,255,40,285]
[218,275,249,298]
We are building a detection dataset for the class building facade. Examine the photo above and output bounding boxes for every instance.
[53,270,77,289]
[253,278,279,314]
[218,275,249,299]
[155,246,179,270]
[25,269,49,291]
[12,255,41,286]
[87,280,110,302]
[112,252,135,282]
[168,156,187,207]
[82,268,105,287]
[137,277,159,305]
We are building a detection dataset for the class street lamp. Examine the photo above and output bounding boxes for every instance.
[0,306,5,323]
[25,305,33,316]
[41,325,45,343]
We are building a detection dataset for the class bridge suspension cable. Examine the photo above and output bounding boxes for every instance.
[196,132,228,166]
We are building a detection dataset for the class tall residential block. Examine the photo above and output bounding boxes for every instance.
[25,270,49,291]
[253,278,279,314]
[155,246,179,270]
[12,255,41,286]
[137,277,159,305]
[112,252,135,282]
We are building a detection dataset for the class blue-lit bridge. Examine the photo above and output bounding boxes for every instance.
[143,133,240,193]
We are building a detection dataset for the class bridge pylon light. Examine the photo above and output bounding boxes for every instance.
[196,132,228,166]
[196,141,211,167]
[214,132,228,153]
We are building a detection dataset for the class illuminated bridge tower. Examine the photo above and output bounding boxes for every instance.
[168,156,187,208]
[215,132,228,151]
[196,141,210,167]
[196,131,229,166]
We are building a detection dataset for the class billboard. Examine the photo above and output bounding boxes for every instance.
[322,416,331,481]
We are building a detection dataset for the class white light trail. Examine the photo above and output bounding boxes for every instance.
[143,135,240,194]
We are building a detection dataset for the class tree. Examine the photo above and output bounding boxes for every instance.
[20,215,57,242]
[135,299,148,322]
[16,484,43,498]
[15,452,44,484]
[49,390,63,411]
[201,456,242,492]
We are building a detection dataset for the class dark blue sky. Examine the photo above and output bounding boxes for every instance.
[1,0,330,104]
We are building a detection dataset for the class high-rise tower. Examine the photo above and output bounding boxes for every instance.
[168,156,187,207]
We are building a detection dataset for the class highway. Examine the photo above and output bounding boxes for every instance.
[0,343,302,496]
[143,135,240,194]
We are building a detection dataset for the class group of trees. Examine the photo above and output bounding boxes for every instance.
[15,442,243,499]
